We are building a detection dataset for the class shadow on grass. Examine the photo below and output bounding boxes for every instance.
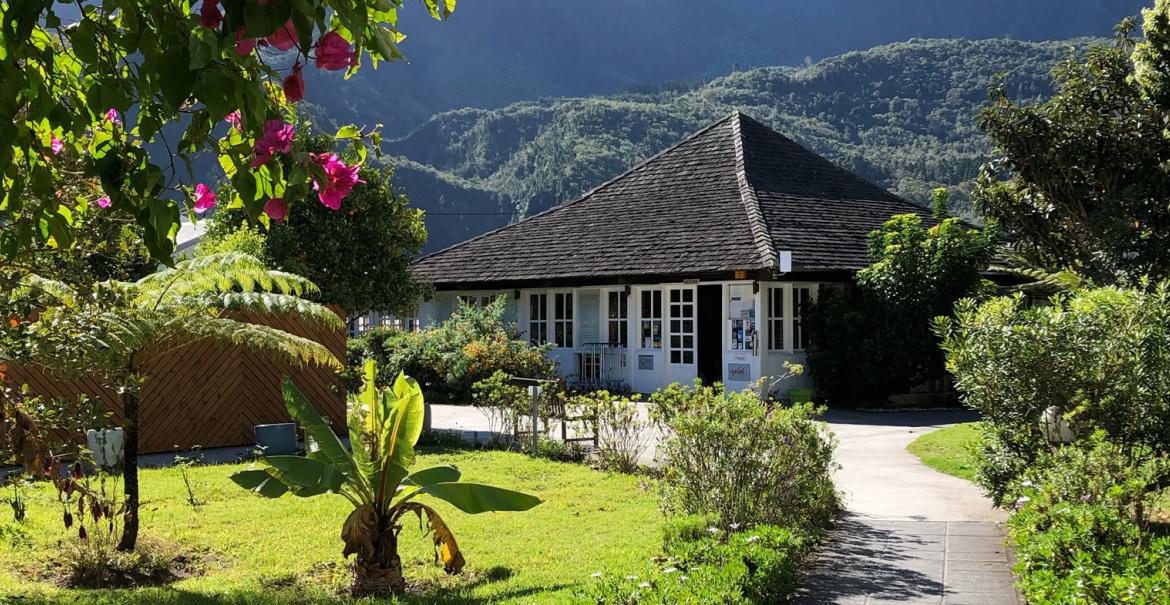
[8,565,575,605]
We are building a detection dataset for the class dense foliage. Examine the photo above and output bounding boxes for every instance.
[806,213,996,405]
[382,38,1094,251]
[976,4,1170,284]
[346,298,556,403]
[650,381,839,531]
[207,132,428,316]
[232,363,539,595]
[1007,434,1170,604]
[938,285,1170,505]
[580,519,816,605]
[1,0,453,265]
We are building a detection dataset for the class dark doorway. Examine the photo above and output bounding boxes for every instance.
[697,285,723,385]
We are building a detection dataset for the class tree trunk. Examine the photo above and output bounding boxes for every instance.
[350,515,404,596]
[116,384,140,552]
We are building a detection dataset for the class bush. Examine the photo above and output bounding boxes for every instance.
[569,390,650,473]
[348,297,557,403]
[578,523,815,604]
[806,214,996,405]
[938,285,1170,504]
[650,381,840,530]
[1008,435,1170,604]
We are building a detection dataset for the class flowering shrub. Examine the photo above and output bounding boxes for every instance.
[566,390,650,472]
[1007,434,1170,603]
[348,298,556,403]
[651,381,840,530]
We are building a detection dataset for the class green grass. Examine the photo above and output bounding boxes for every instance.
[0,449,661,604]
[907,422,983,482]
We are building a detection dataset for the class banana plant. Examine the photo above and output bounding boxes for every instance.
[231,361,541,596]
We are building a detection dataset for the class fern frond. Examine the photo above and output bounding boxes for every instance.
[8,273,78,307]
[175,317,342,370]
[201,292,344,330]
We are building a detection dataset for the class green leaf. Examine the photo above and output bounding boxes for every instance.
[265,455,345,496]
[244,0,293,37]
[391,373,425,456]
[335,125,361,139]
[404,465,461,487]
[281,378,360,477]
[188,27,218,70]
[230,469,290,498]
[418,482,541,514]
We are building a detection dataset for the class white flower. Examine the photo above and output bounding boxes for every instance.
[1021,480,1033,487]
[679,575,688,582]
[639,582,651,588]
[625,575,639,581]
[591,572,603,578]
[729,522,742,530]
[663,567,677,574]
[746,535,760,543]
[706,526,720,534]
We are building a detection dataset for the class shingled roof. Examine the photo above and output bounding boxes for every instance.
[411,112,931,288]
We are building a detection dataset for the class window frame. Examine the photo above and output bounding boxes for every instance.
[764,283,818,353]
[527,292,549,346]
[605,289,629,348]
[767,286,785,351]
[637,287,663,350]
[552,290,574,348]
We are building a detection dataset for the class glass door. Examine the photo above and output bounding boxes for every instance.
[667,287,696,367]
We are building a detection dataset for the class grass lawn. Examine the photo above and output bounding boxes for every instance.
[0,448,661,604]
[906,422,983,483]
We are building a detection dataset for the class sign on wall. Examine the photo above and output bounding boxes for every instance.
[728,363,751,381]
[638,355,654,370]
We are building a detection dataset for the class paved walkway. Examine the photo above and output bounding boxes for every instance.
[793,410,1017,605]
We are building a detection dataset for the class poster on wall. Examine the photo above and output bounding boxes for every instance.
[728,363,751,381]
[638,355,654,370]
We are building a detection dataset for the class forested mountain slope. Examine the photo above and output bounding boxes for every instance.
[383,38,1097,251]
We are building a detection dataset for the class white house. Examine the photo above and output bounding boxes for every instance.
[410,113,934,395]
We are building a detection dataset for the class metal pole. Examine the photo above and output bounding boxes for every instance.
[529,384,541,455]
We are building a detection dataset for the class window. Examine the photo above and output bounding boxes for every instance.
[668,288,695,364]
[768,287,785,350]
[458,294,494,308]
[607,291,628,347]
[553,292,574,347]
[639,289,662,349]
[792,287,813,350]
[528,293,548,345]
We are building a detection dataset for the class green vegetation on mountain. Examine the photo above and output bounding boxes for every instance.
[385,38,1099,251]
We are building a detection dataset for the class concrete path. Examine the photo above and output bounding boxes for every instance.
[793,410,1017,605]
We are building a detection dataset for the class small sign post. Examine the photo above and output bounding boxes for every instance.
[528,384,541,455]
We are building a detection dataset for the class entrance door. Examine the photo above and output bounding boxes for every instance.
[666,286,697,383]
[697,285,723,385]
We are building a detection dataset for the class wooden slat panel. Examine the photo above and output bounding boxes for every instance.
[3,307,346,454]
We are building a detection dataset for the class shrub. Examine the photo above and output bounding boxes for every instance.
[938,284,1170,504]
[348,298,557,403]
[806,214,997,406]
[650,381,840,530]
[570,390,650,473]
[1008,435,1170,604]
[578,524,815,605]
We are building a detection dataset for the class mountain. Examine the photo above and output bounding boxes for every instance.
[382,37,1098,252]
[306,0,1142,137]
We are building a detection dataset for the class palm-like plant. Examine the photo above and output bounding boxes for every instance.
[231,361,541,596]
[5,252,343,551]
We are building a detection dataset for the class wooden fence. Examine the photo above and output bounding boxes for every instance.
[2,309,346,454]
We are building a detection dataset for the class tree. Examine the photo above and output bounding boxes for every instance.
[806,214,997,405]
[1,0,455,264]
[232,362,539,595]
[3,252,343,551]
[975,5,1170,285]
[207,132,427,316]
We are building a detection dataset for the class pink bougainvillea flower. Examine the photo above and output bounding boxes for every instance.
[310,152,364,210]
[50,134,64,156]
[235,29,256,56]
[264,197,288,223]
[193,183,217,214]
[224,110,242,131]
[314,32,357,71]
[199,0,222,29]
[250,119,295,168]
[267,20,297,51]
[104,108,121,127]
[282,62,304,103]
[96,196,111,209]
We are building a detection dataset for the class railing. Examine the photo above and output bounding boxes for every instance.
[571,343,627,393]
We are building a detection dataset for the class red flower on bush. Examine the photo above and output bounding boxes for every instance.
[251,119,295,168]
[264,197,288,223]
[199,0,222,29]
[268,20,298,51]
[315,32,357,71]
[193,183,217,213]
[235,29,256,56]
[283,62,305,103]
[310,152,363,210]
